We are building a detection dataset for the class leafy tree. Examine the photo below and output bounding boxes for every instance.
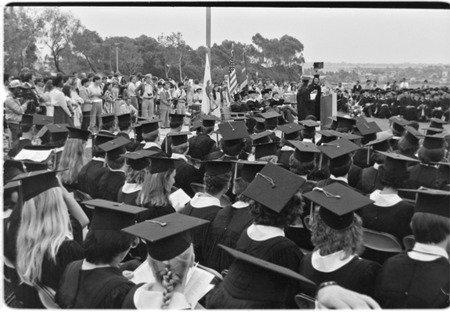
[157,32,187,80]
[72,29,106,73]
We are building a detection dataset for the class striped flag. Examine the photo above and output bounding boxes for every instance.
[228,45,237,96]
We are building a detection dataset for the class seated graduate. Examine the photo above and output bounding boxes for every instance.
[138,119,167,156]
[187,116,219,161]
[57,127,90,192]
[206,245,316,309]
[299,119,319,144]
[253,141,279,163]
[136,156,178,221]
[56,199,146,309]
[394,125,423,160]
[180,160,232,264]
[97,113,116,136]
[207,163,306,308]
[351,121,381,169]
[97,136,130,201]
[205,120,249,161]
[160,113,184,156]
[374,189,450,309]
[201,160,262,273]
[10,170,85,308]
[117,150,151,205]
[276,122,303,169]
[121,213,209,309]
[300,183,381,297]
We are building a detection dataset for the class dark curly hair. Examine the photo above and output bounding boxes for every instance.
[311,211,364,258]
[378,165,408,189]
[289,154,315,176]
[397,136,419,158]
[418,147,445,164]
[204,172,232,196]
[250,192,303,228]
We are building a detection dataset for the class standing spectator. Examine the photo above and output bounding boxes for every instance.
[78,78,92,130]
[102,82,114,115]
[159,81,172,128]
[400,78,409,89]
[173,82,187,115]
[43,78,54,117]
[127,75,138,112]
[88,75,103,132]
[111,79,121,115]
[4,80,29,145]
[137,74,155,119]
[51,76,74,127]
[62,85,79,127]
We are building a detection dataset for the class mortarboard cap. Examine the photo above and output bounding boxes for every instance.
[299,119,320,129]
[20,114,33,126]
[260,111,281,121]
[169,113,185,125]
[218,121,249,141]
[122,150,156,171]
[390,116,408,133]
[242,162,305,213]
[85,199,146,230]
[45,124,69,141]
[355,121,381,137]
[99,136,130,160]
[397,188,450,218]
[429,118,446,130]
[167,131,190,146]
[365,134,393,152]
[251,130,272,145]
[333,131,362,142]
[12,169,62,201]
[335,116,356,132]
[422,132,446,149]
[377,151,419,176]
[261,111,281,129]
[253,117,266,132]
[318,138,359,159]
[317,130,339,144]
[149,156,180,174]
[94,133,115,146]
[235,160,267,183]
[278,123,303,140]
[254,142,278,159]
[423,127,445,136]
[117,113,131,129]
[403,126,424,145]
[67,126,90,141]
[32,114,53,127]
[202,115,219,127]
[141,120,160,134]
[4,159,25,181]
[190,119,202,131]
[101,114,115,125]
[204,160,233,176]
[122,213,209,261]
[290,140,320,163]
[304,183,374,230]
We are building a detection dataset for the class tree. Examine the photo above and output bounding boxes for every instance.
[157,32,187,80]
[36,7,81,73]
[4,7,42,75]
[72,29,106,73]
[108,39,143,76]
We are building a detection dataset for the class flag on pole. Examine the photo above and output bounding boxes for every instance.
[228,45,237,97]
[239,49,249,91]
[201,52,221,118]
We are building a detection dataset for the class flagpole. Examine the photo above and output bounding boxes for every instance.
[206,7,211,62]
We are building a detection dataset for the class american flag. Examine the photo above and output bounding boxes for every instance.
[228,45,237,96]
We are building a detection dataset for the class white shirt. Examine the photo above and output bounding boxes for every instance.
[369,189,403,207]
[329,174,348,184]
[190,192,221,208]
[408,243,449,261]
[247,224,284,241]
[311,250,356,272]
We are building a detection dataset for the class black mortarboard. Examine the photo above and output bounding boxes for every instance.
[133,123,143,141]
[167,131,190,146]
[317,130,338,144]
[278,123,303,140]
[218,121,249,141]
[365,135,392,152]
[253,117,266,132]
[190,119,202,131]
[204,160,233,176]
[45,124,69,142]
[290,140,320,163]
[333,131,362,142]
[261,111,281,129]
[319,138,359,168]
[141,120,160,134]
[149,156,180,174]
[429,118,446,129]
[101,114,115,125]
[20,114,33,126]
[422,132,446,149]
[122,213,209,261]
[202,115,219,127]
[299,120,320,129]
[122,150,155,171]
[169,113,185,124]
[117,113,132,129]
[423,127,445,136]
[99,136,130,160]
[12,169,62,201]
[94,133,115,146]
[335,116,356,132]
[242,162,305,213]
[85,199,146,230]
[4,159,25,181]
[403,126,424,145]
[355,121,381,137]
[390,116,408,134]
[235,160,267,183]
[377,151,419,176]
[304,183,373,230]
[67,126,90,141]
[32,114,53,127]
[219,244,315,285]
[254,142,278,159]
[251,130,272,145]
[397,188,450,218]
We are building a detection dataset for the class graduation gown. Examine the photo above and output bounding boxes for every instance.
[77,158,109,199]
[138,202,175,222]
[97,170,125,202]
[56,260,135,309]
[117,182,141,206]
[139,141,167,157]
[179,193,222,264]
[202,202,254,273]
[172,154,203,198]
[400,163,439,200]
[356,165,383,195]
[299,251,381,297]
[352,147,373,169]
[374,252,450,309]
[187,133,218,161]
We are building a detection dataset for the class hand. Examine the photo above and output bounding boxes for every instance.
[317,285,381,309]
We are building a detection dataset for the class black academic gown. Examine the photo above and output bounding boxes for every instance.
[400,163,439,200]
[297,85,310,121]
[202,202,254,273]
[187,133,218,161]
[374,253,450,309]
[173,156,203,198]
[77,159,109,199]
[356,166,383,195]
[8,138,32,158]
[56,260,135,309]
[116,183,141,206]
[299,252,381,297]
[139,202,175,222]
[97,170,125,202]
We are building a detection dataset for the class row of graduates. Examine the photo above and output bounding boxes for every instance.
[3,109,450,309]
[342,86,450,121]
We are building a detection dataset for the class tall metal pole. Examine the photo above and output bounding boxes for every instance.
[206,7,211,63]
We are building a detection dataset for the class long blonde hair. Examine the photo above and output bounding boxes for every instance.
[148,245,194,309]
[16,187,72,286]
[58,138,86,185]
[138,169,174,206]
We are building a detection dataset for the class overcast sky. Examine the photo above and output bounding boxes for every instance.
[55,6,450,64]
